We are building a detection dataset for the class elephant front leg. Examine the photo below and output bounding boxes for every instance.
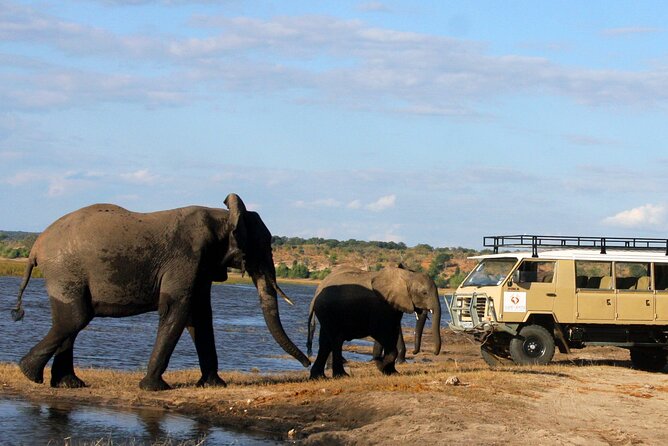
[331,341,349,378]
[187,292,226,388]
[396,328,407,364]
[374,332,400,375]
[140,293,191,391]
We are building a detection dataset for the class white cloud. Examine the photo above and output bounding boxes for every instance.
[601,27,663,37]
[365,194,396,212]
[347,199,362,209]
[5,171,41,186]
[293,198,342,209]
[3,5,668,113]
[120,169,159,184]
[603,204,667,228]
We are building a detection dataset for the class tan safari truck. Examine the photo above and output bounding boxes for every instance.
[448,235,668,371]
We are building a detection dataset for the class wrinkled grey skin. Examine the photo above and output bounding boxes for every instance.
[12,194,310,391]
[307,265,441,378]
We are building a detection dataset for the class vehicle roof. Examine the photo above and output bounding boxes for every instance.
[470,249,668,263]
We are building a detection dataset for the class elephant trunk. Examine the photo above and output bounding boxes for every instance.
[430,292,442,355]
[412,310,428,354]
[254,272,311,367]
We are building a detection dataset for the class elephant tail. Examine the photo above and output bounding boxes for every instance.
[12,255,36,322]
[306,297,317,357]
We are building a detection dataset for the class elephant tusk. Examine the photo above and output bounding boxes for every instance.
[273,282,294,306]
[279,290,294,306]
[415,312,419,320]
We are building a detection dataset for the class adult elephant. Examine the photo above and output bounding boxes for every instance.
[307,265,441,378]
[11,194,310,391]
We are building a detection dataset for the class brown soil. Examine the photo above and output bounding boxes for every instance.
[2,331,667,445]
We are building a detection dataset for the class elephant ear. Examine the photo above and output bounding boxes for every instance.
[223,193,248,272]
[371,268,415,313]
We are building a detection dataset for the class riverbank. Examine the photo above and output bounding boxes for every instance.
[3,331,667,445]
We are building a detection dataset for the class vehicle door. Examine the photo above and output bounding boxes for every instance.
[615,262,653,321]
[654,263,668,322]
[504,260,556,319]
[576,261,615,321]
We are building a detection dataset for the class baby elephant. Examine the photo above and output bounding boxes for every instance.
[307,265,441,378]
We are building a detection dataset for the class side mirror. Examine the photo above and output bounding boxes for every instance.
[507,270,520,287]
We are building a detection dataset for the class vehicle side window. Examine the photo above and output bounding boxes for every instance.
[517,261,556,283]
[575,261,612,290]
[655,264,668,291]
[615,262,650,290]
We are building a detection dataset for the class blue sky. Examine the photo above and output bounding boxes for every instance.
[2,1,668,248]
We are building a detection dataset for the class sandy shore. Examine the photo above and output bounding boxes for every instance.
[2,330,668,445]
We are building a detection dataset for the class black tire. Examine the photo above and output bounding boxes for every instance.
[509,325,555,365]
[630,348,667,372]
[480,346,504,367]
[480,333,511,367]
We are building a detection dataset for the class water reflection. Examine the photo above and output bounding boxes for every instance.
[0,397,278,445]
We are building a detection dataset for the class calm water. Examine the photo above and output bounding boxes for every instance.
[0,397,278,445]
[0,276,441,444]
[0,277,320,372]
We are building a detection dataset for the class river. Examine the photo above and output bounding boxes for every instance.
[2,276,433,444]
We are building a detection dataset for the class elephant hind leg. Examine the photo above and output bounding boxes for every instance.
[140,288,192,391]
[51,335,87,388]
[310,330,332,379]
[20,294,92,385]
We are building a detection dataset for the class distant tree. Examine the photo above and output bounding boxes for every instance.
[275,262,289,278]
[448,267,468,289]
[310,268,331,280]
[288,261,310,279]
[427,252,452,280]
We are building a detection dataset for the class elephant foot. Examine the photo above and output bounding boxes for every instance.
[51,374,87,389]
[19,356,44,384]
[196,374,227,388]
[381,366,399,375]
[396,357,406,364]
[139,376,172,391]
[309,371,327,380]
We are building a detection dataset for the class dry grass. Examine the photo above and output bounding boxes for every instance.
[0,258,42,277]
[3,337,667,445]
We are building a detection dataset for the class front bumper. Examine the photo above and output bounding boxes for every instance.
[447,292,498,332]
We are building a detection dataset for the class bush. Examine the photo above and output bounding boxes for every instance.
[275,262,290,278]
[288,261,310,279]
[310,268,331,280]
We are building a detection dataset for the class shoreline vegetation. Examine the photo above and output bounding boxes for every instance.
[0,231,480,287]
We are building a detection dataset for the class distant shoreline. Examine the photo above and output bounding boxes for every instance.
[0,257,320,286]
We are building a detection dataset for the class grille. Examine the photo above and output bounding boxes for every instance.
[460,295,487,319]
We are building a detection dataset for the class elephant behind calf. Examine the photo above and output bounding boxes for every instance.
[12,193,310,391]
[307,265,441,378]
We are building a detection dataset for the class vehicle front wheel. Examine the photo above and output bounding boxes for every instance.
[509,325,555,365]
[630,348,667,372]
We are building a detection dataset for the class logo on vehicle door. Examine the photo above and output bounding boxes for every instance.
[503,291,527,313]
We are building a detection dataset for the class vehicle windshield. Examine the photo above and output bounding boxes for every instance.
[462,258,517,287]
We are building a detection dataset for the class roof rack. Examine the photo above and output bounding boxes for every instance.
[484,235,668,257]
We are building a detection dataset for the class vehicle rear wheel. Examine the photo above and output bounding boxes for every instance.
[630,348,667,372]
[509,325,555,365]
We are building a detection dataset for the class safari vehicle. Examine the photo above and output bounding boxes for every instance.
[448,235,668,371]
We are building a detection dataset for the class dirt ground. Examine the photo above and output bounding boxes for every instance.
[2,330,668,445]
